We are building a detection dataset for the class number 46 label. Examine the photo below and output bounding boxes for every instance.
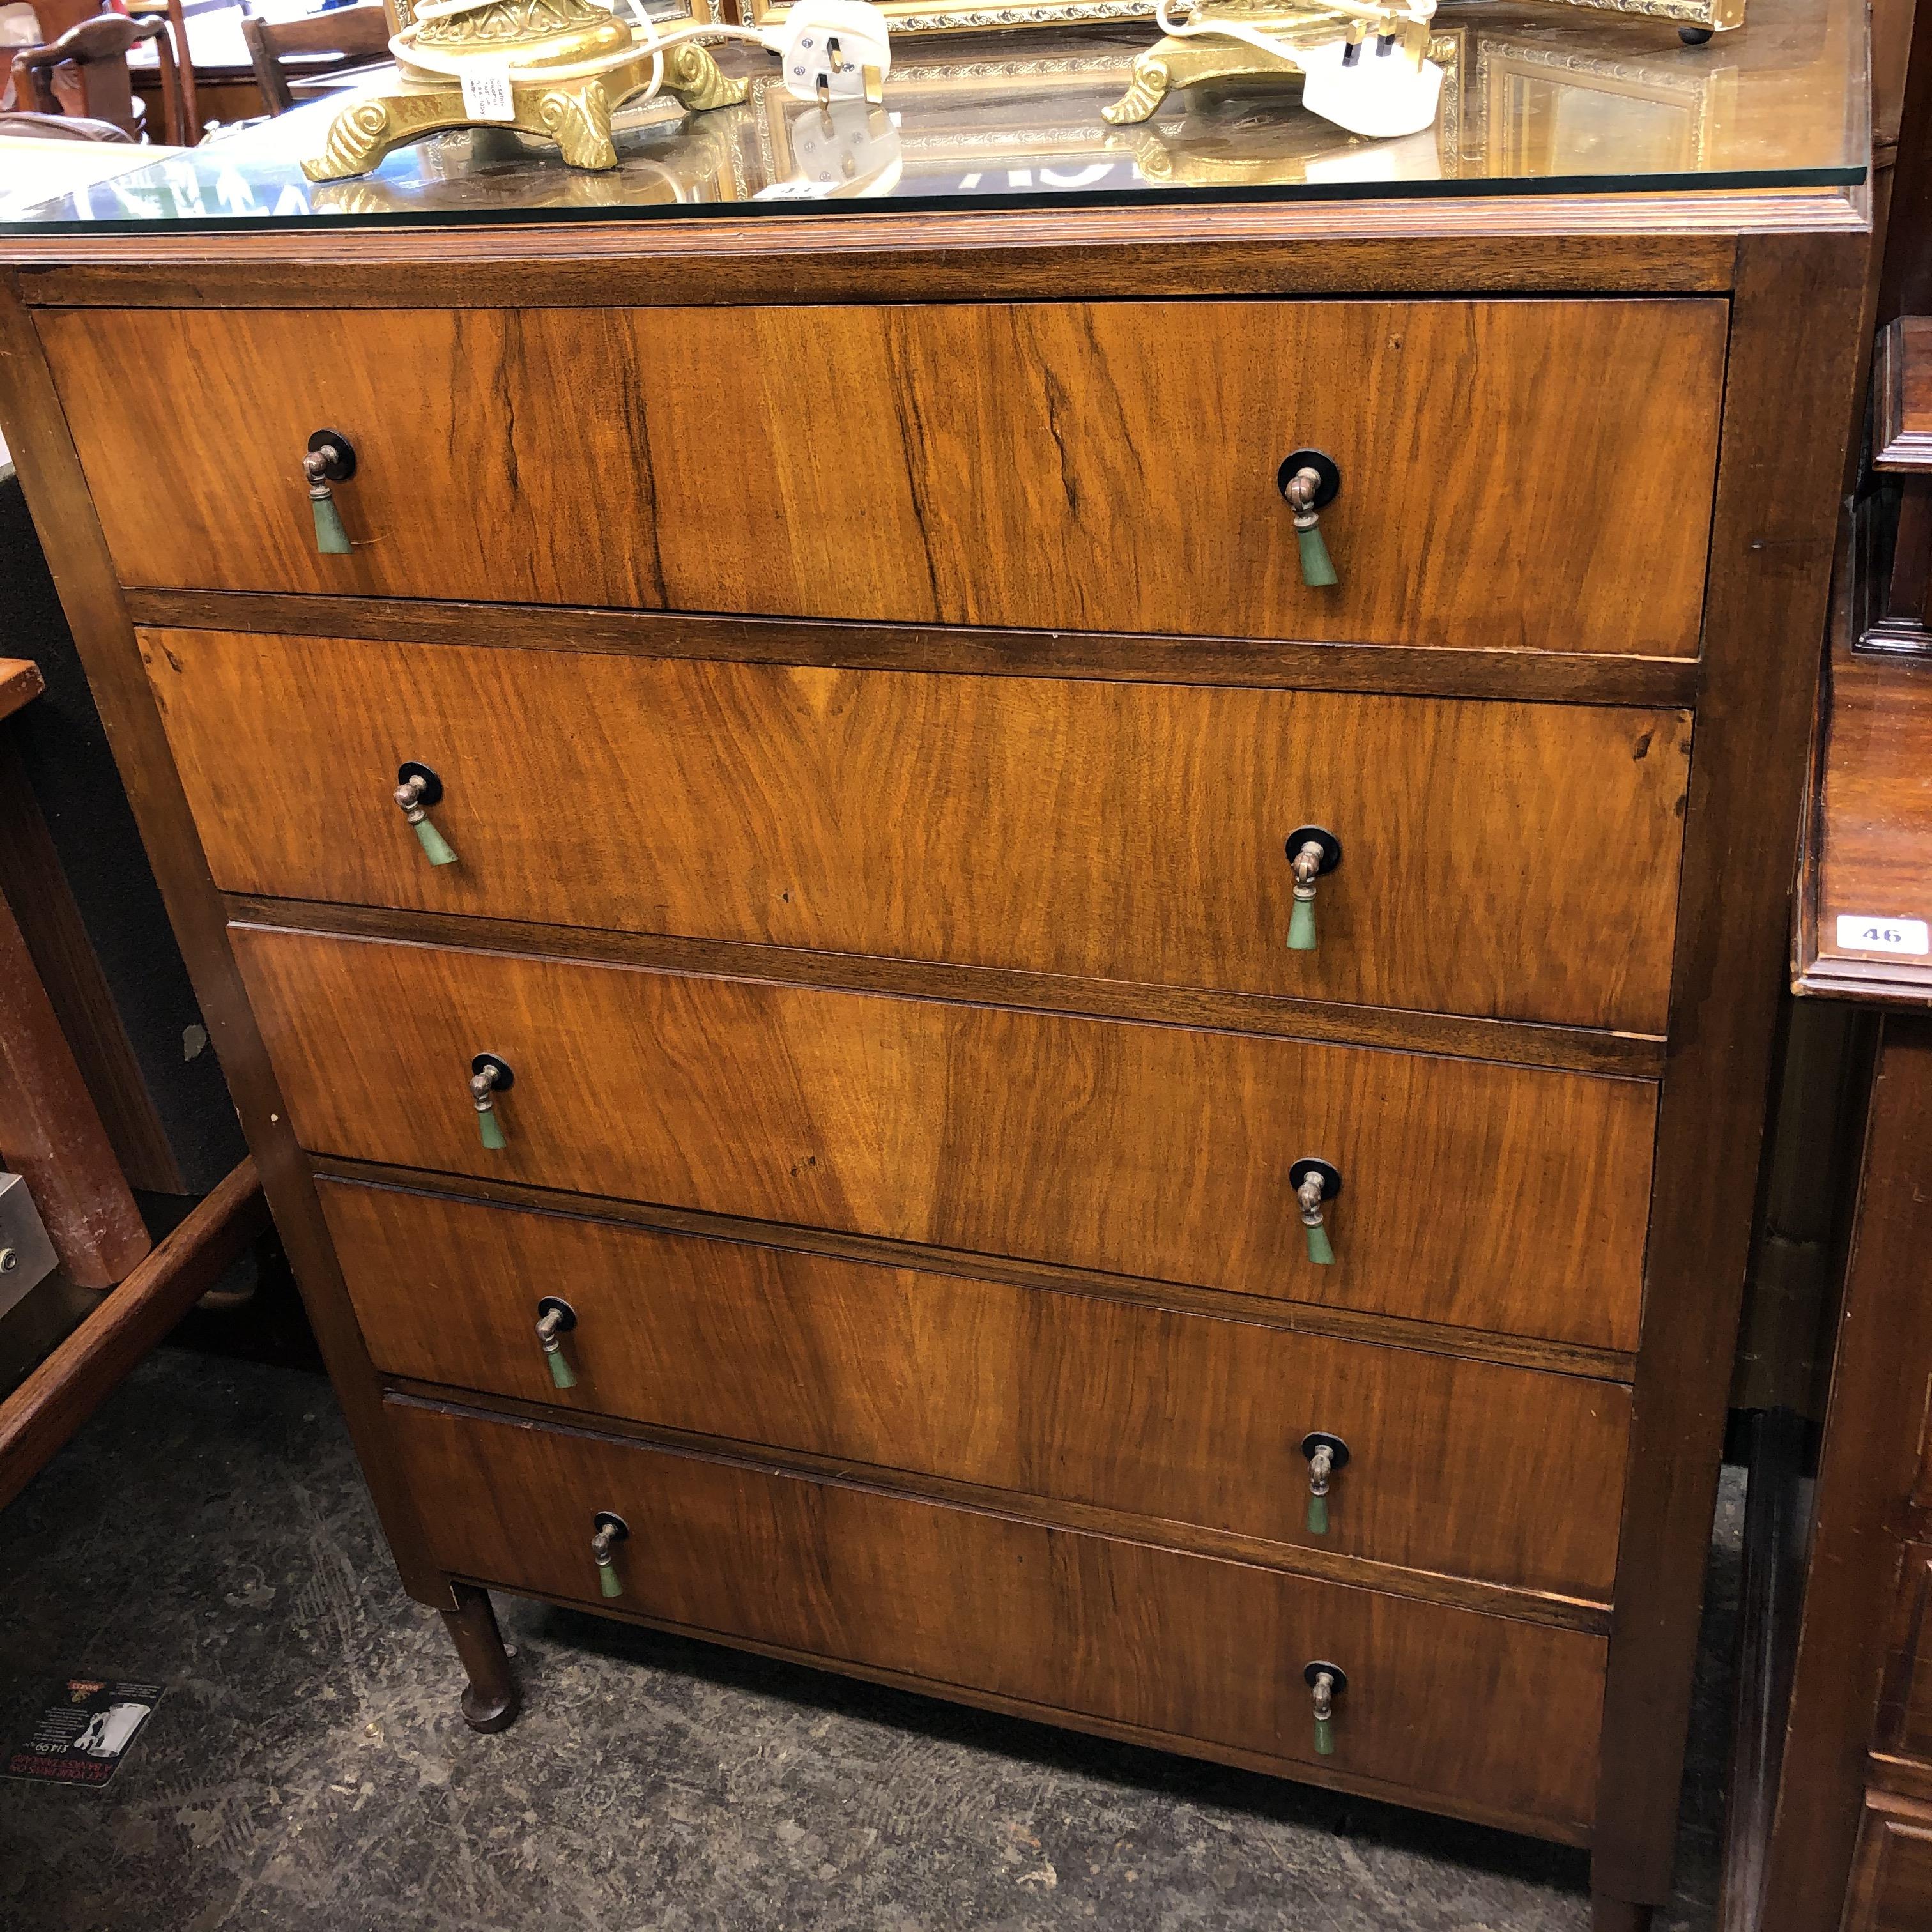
[1837,914,1930,956]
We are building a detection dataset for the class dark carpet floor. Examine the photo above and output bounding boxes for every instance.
[0,1350,1738,1930]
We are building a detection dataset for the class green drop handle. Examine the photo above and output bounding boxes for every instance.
[413,817,458,867]
[1307,1493,1330,1537]
[1306,1663,1344,1757]
[592,1515,628,1597]
[1287,896,1317,952]
[310,491,350,555]
[1297,521,1338,590]
[478,1107,507,1151]
[547,1347,577,1390]
[1305,1221,1335,1266]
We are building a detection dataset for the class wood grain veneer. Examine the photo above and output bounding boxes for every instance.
[146,628,1692,1032]
[124,590,1704,709]
[316,1152,1638,1381]
[233,895,1667,1080]
[323,1177,1632,1602]
[4,194,1854,309]
[234,923,1657,1351]
[47,300,1724,654]
[387,1395,1609,1836]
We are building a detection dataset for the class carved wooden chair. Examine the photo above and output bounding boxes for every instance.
[125,0,200,144]
[242,3,390,117]
[10,11,184,143]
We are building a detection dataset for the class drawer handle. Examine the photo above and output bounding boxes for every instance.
[1290,1156,1341,1267]
[1305,1661,1347,1757]
[1300,1431,1350,1537]
[303,429,356,556]
[1278,448,1341,589]
[1284,826,1342,952]
[591,1510,629,1598]
[394,762,458,868]
[470,1052,514,1151]
[536,1295,578,1390]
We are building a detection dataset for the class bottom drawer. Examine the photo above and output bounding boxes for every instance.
[388,1400,1606,1839]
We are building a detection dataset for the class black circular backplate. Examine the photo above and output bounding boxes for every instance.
[307,428,357,482]
[398,761,443,808]
[1277,448,1341,509]
[1289,1156,1342,1203]
[1284,826,1342,876]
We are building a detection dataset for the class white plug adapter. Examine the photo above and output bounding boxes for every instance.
[1298,34,1443,141]
[768,0,893,104]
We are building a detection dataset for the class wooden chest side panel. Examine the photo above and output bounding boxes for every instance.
[234,924,1656,1349]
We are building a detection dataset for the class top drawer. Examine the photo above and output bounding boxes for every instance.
[43,300,1725,654]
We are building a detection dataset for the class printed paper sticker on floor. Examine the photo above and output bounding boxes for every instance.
[1836,914,1931,956]
[5,1680,163,1787]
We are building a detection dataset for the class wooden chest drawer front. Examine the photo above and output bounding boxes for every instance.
[388,1400,1606,1833]
[52,300,1722,654]
[153,629,1690,1032]
[325,1180,1632,1600]
[237,926,1655,1350]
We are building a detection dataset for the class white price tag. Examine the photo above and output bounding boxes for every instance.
[1836,914,1930,956]
[460,65,516,122]
[753,180,839,200]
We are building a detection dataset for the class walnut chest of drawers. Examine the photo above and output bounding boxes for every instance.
[0,61,1871,1929]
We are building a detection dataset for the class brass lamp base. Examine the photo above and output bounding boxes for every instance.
[304,5,748,181]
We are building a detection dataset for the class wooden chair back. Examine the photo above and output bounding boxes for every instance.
[241,3,390,117]
[11,11,181,142]
[125,0,199,143]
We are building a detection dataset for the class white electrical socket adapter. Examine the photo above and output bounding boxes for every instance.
[1298,35,1443,139]
[768,0,893,103]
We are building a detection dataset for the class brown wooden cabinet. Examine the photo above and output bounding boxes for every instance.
[1721,323,1932,1932]
[0,20,1872,1925]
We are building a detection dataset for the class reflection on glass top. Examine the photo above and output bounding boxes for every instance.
[3,0,1866,231]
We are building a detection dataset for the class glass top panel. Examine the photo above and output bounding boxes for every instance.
[2,0,1866,232]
